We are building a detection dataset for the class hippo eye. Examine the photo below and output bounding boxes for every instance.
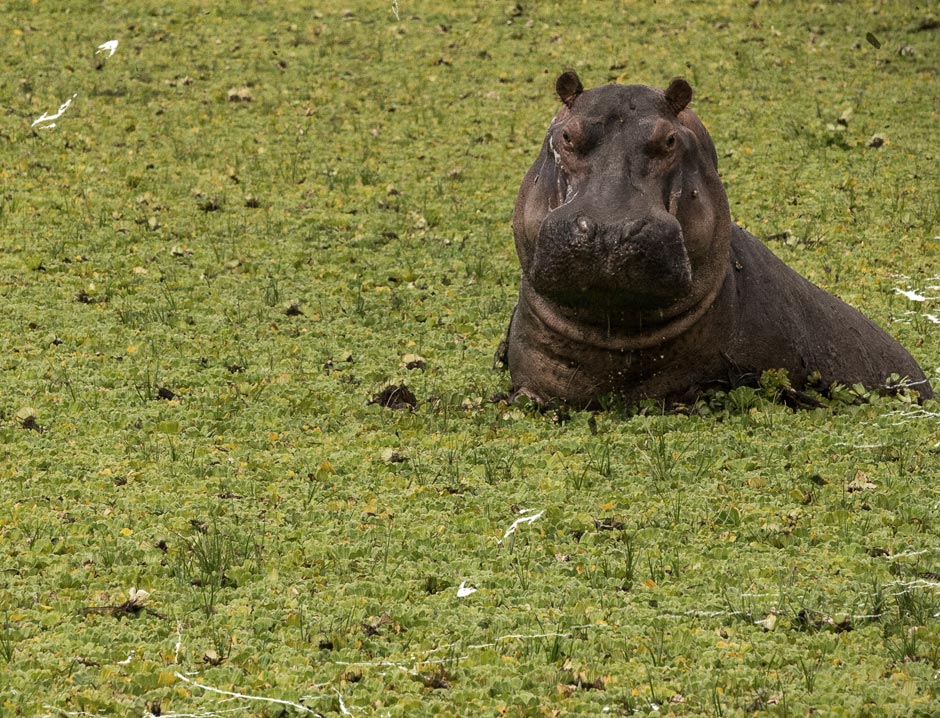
[562,131,571,144]
[664,134,677,149]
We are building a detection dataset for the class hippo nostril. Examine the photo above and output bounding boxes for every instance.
[621,219,647,240]
[574,216,595,237]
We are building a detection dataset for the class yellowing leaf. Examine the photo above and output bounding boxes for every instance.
[316,461,336,480]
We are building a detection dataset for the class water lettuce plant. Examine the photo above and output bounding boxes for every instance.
[1,1,939,716]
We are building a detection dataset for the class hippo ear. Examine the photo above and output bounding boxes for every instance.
[664,78,693,115]
[556,71,584,107]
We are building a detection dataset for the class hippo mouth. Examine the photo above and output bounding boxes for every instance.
[529,209,694,314]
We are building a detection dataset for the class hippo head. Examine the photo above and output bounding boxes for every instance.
[513,72,732,332]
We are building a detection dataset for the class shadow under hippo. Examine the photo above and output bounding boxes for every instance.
[500,71,933,409]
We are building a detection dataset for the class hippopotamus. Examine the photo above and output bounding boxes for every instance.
[501,71,933,408]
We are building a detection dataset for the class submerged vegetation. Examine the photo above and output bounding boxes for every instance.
[1,1,939,715]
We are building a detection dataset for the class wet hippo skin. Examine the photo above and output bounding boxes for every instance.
[501,71,933,408]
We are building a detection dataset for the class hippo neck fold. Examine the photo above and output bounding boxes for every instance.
[519,266,727,352]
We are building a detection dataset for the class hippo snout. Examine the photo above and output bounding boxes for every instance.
[530,209,693,310]
[561,214,663,253]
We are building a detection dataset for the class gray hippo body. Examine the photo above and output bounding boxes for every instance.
[503,72,932,408]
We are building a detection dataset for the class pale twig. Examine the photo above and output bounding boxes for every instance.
[173,672,318,714]
[895,288,928,301]
[336,690,354,716]
[466,631,570,650]
[32,94,77,129]
[334,625,605,676]
[336,659,422,675]
[501,509,544,540]
[144,709,243,718]
[174,621,183,664]
[96,40,118,57]
[886,579,940,593]
[886,549,931,560]
[886,408,940,422]
[666,609,744,619]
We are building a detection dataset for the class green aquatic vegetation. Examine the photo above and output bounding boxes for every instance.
[1,1,939,716]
